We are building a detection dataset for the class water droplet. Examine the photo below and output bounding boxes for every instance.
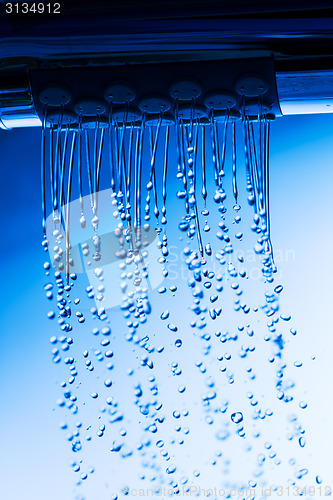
[296,468,308,478]
[80,215,86,228]
[160,310,169,320]
[174,339,182,348]
[231,412,243,424]
[168,324,178,332]
[72,440,82,452]
[299,436,306,448]
[178,221,189,231]
[166,465,176,474]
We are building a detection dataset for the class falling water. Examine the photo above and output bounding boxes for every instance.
[40,104,321,500]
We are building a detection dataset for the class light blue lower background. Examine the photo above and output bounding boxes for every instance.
[1,113,333,500]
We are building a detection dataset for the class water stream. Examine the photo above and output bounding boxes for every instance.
[41,107,319,499]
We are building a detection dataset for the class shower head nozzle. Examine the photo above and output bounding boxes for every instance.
[24,57,280,130]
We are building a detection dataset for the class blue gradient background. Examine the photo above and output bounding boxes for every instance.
[1,114,333,500]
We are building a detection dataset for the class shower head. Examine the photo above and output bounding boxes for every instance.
[26,57,280,130]
[1,58,333,129]
[0,1,333,128]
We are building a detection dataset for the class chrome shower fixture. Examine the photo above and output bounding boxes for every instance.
[28,57,279,128]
